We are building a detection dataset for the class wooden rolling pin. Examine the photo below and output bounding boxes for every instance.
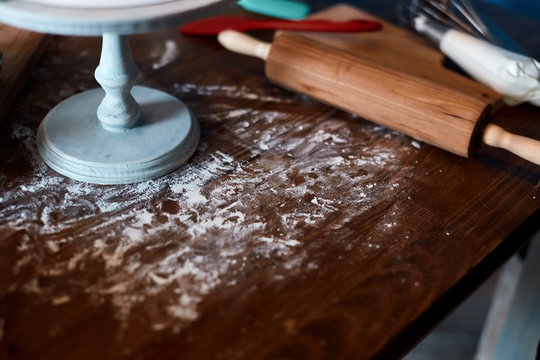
[218,30,540,165]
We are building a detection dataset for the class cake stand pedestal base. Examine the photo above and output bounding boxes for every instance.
[37,86,199,184]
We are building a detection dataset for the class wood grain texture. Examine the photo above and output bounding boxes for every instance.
[266,32,490,158]
[0,1,538,359]
[0,25,51,123]
[291,5,503,109]
[268,5,502,158]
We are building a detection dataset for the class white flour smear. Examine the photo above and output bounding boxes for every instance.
[151,40,180,70]
[0,80,416,335]
[175,82,299,103]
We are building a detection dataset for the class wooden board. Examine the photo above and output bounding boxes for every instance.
[290,4,503,110]
[0,24,51,123]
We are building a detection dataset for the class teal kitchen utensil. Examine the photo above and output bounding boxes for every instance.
[237,0,310,20]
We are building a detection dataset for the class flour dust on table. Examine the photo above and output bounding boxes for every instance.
[150,40,180,70]
[0,77,418,337]
[175,82,299,103]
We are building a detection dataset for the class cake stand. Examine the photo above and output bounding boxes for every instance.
[0,0,224,184]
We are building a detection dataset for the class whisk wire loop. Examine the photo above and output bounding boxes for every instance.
[398,0,497,45]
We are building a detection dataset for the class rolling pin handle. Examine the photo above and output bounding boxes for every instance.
[483,124,540,165]
[218,30,271,61]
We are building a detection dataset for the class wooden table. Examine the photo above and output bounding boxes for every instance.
[0,1,538,359]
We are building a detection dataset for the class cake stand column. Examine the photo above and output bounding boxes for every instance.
[95,33,141,132]
[36,32,200,185]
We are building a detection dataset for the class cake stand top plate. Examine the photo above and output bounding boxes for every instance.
[0,0,226,35]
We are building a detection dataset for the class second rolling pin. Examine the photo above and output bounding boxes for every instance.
[218,30,540,165]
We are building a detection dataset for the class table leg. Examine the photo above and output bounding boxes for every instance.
[476,233,540,359]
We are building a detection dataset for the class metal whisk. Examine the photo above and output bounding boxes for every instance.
[397,0,497,44]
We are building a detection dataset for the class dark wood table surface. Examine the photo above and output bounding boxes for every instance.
[0,1,538,359]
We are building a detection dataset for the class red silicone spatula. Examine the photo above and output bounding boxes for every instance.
[179,15,382,35]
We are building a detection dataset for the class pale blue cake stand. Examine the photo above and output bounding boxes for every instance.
[0,0,222,184]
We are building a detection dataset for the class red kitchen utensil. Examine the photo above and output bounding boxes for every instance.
[179,15,382,35]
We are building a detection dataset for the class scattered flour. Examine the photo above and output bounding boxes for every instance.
[51,295,71,306]
[0,77,418,338]
[151,40,180,70]
[174,82,296,103]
